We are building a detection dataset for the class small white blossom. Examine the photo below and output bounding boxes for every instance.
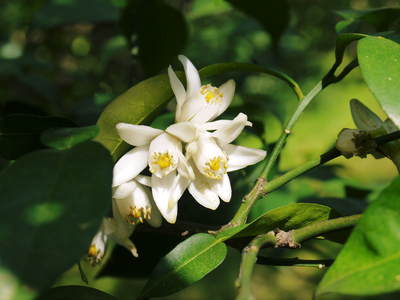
[168,55,236,124]
[113,125,192,224]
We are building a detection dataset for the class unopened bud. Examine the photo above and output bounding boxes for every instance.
[336,128,377,158]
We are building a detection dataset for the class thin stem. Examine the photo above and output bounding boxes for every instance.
[235,232,276,300]
[264,148,340,194]
[292,214,361,244]
[261,81,323,179]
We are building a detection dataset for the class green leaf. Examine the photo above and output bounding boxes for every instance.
[37,286,117,300]
[96,62,303,160]
[350,99,384,131]
[227,0,290,48]
[358,36,400,128]
[236,203,332,238]
[0,141,113,290]
[140,233,227,297]
[120,0,187,76]
[41,125,99,150]
[317,176,400,297]
[0,114,74,160]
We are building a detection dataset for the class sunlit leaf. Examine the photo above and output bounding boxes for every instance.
[0,114,74,160]
[0,142,113,290]
[140,233,227,297]
[317,176,400,297]
[236,203,332,238]
[41,125,99,150]
[37,286,117,300]
[358,36,400,128]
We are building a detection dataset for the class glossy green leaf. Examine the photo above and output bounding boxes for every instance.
[317,176,400,297]
[236,203,332,238]
[227,0,290,48]
[37,286,117,300]
[96,62,303,160]
[140,233,227,297]
[0,141,113,290]
[358,36,400,128]
[120,0,187,75]
[0,114,74,160]
[41,125,99,150]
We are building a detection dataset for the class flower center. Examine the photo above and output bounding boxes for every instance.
[128,206,151,224]
[200,84,223,104]
[152,152,174,169]
[88,244,98,257]
[204,156,227,179]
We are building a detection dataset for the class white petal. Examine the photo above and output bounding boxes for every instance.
[113,181,138,199]
[168,66,186,107]
[224,144,266,172]
[178,55,201,98]
[148,133,182,178]
[179,93,207,123]
[172,174,190,203]
[177,150,195,180]
[136,183,162,228]
[193,135,227,179]
[116,123,162,146]
[151,173,178,223]
[166,122,197,143]
[202,119,233,131]
[190,101,221,124]
[135,175,151,187]
[211,173,232,202]
[188,177,220,210]
[112,145,149,187]
[216,79,235,117]
[211,113,252,144]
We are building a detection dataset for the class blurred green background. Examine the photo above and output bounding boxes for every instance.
[1,0,399,299]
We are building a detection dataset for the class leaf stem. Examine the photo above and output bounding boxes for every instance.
[291,214,361,244]
[235,232,276,300]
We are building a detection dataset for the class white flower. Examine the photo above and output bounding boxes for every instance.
[168,112,266,209]
[113,125,192,224]
[87,221,108,265]
[168,55,236,124]
[87,192,142,262]
[113,176,162,227]
[106,198,139,258]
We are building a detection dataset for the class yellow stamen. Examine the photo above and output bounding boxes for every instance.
[204,156,227,179]
[128,206,152,224]
[200,84,223,104]
[88,244,98,257]
[151,152,174,170]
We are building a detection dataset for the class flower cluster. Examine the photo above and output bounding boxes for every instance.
[87,55,266,263]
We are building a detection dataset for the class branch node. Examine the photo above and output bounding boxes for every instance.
[274,229,300,248]
[284,129,291,134]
